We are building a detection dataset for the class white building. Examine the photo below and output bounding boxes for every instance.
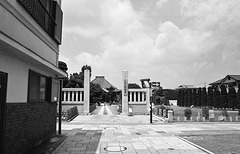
[0,0,66,153]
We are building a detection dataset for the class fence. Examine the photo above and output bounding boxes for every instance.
[128,89,150,114]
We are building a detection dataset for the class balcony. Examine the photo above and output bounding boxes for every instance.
[17,0,63,44]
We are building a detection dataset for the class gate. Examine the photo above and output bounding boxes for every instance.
[0,71,8,153]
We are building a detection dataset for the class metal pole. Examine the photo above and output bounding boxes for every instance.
[58,80,63,134]
[150,99,153,123]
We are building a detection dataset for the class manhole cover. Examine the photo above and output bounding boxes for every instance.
[168,148,174,150]
[104,127,117,130]
[104,146,127,152]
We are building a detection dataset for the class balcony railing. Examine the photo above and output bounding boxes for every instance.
[17,0,62,44]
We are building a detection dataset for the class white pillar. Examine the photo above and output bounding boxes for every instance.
[83,69,90,115]
[146,88,150,114]
[122,70,128,115]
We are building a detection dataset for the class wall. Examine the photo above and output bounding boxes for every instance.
[0,53,55,103]
[0,1,58,66]
[4,102,57,154]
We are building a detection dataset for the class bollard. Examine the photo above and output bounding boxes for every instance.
[230,116,232,122]
[203,117,205,122]
[184,117,187,121]
[197,117,200,122]
[209,110,214,122]
[168,110,173,122]
[190,117,193,121]
[177,117,180,122]
[236,116,238,122]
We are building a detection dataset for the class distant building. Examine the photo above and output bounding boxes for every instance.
[176,85,198,90]
[209,75,240,91]
[91,76,119,102]
[0,0,66,153]
[91,76,118,92]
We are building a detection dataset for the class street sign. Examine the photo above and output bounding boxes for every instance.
[151,82,160,89]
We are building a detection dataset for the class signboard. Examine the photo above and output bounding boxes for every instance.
[122,71,128,96]
[151,82,160,89]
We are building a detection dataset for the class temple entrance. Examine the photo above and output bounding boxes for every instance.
[0,71,7,153]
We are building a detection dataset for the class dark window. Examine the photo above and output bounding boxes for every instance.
[28,70,51,102]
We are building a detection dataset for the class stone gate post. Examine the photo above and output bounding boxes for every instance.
[122,70,129,115]
[83,69,90,114]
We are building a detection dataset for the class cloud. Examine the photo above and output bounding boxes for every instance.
[156,0,168,8]
[60,0,240,88]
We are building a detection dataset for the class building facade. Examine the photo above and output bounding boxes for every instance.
[0,0,66,153]
[209,75,240,91]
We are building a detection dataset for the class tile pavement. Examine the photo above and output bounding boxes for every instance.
[51,105,240,154]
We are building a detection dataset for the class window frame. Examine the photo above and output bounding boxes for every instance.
[28,70,52,103]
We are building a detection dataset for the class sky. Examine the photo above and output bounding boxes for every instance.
[59,0,240,89]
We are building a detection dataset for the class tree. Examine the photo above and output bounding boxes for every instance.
[128,83,141,89]
[201,87,207,107]
[197,88,202,107]
[213,87,220,108]
[184,90,188,107]
[107,86,117,103]
[58,61,68,72]
[177,89,183,106]
[207,86,213,108]
[228,86,237,110]
[90,83,102,104]
[192,89,196,106]
[65,65,92,88]
[220,84,228,109]
[188,89,192,106]
[237,84,240,110]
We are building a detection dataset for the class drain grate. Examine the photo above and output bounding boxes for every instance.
[104,146,127,152]
[168,148,174,150]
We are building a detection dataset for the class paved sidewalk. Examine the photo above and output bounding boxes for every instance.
[53,124,210,154]
[51,106,240,154]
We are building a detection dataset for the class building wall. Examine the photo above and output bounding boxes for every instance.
[0,1,59,66]
[0,53,55,103]
[4,102,57,154]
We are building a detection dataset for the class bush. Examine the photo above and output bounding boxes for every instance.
[62,106,78,121]
[184,108,192,120]
[202,107,209,120]
[221,109,229,118]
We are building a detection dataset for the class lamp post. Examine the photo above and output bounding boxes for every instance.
[58,76,67,134]
[140,78,153,123]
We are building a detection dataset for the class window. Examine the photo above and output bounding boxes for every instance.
[28,70,51,102]
[17,0,63,44]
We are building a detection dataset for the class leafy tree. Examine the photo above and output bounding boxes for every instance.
[58,61,68,72]
[177,89,183,106]
[220,84,228,109]
[201,87,207,107]
[188,89,192,106]
[228,86,237,110]
[213,87,220,108]
[237,84,240,110]
[107,86,117,103]
[128,83,141,89]
[181,89,185,106]
[197,88,202,107]
[90,83,102,104]
[162,89,177,100]
[184,90,188,107]
[192,89,196,106]
[207,86,213,108]
[65,65,92,88]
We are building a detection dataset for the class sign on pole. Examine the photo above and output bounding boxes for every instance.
[151,82,160,89]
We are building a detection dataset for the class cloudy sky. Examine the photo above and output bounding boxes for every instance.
[59,0,240,89]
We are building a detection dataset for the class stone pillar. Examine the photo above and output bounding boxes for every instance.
[146,88,150,114]
[209,109,214,122]
[168,110,173,122]
[83,69,90,115]
[122,70,128,115]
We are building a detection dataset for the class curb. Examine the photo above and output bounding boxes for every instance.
[177,136,215,154]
